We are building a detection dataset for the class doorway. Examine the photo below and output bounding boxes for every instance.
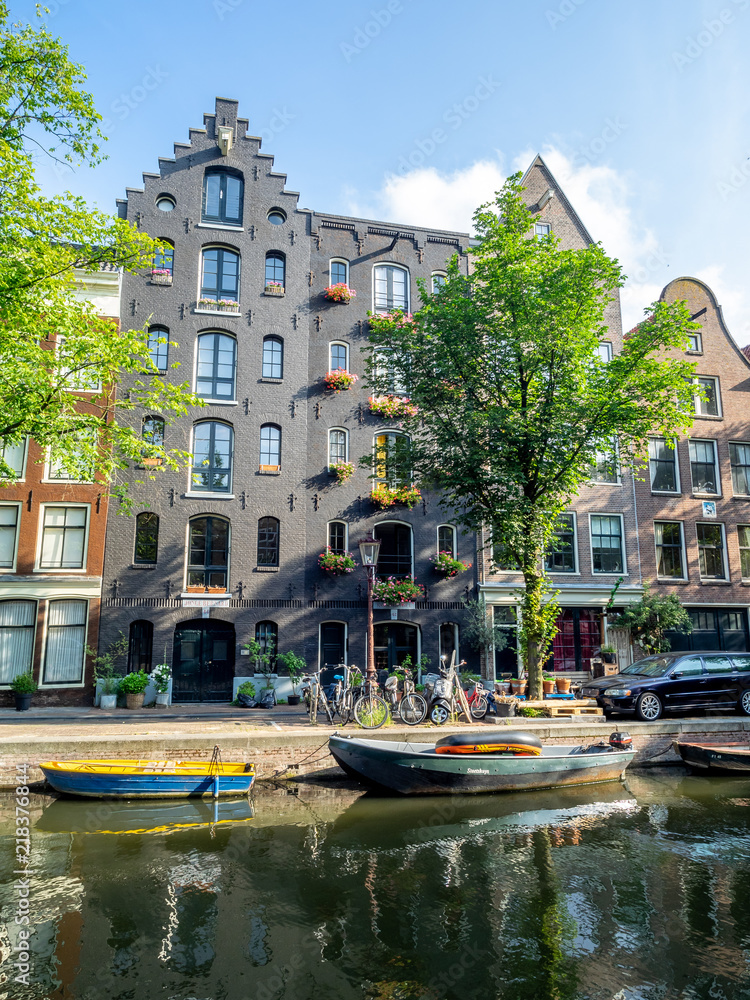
[374,622,419,672]
[172,619,236,702]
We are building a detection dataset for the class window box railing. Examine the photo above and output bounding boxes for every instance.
[150,270,172,286]
[197,298,240,313]
[264,282,285,296]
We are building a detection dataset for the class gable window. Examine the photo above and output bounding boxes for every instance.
[265,252,285,289]
[0,505,20,569]
[592,439,619,484]
[142,415,165,465]
[329,428,348,466]
[654,521,686,579]
[730,442,750,496]
[687,332,703,353]
[128,620,153,673]
[200,248,240,302]
[43,599,87,684]
[191,421,233,493]
[738,526,750,580]
[693,376,721,417]
[534,222,551,238]
[153,242,174,276]
[590,514,624,574]
[689,439,719,495]
[545,514,577,573]
[438,524,456,558]
[328,521,347,554]
[260,424,281,468]
[196,333,236,400]
[134,512,159,564]
[0,601,35,685]
[596,342,613,363]
[39,506,88,570]
[696,522,727,580]
[202,170,243,226]
[0,438,26,480]
[147,326,169,372]
[649,438,679,493]
[375,432,411,486]
[329,342,349,372]
[374,264,409,312]
[187,516,229,591]
[330,259,349,285]
[262,336,283,379]
[257,517,280,567]
[256,620,278,662]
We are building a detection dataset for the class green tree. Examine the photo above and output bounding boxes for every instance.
[0,5,199,499]
[363,174,700,697]
[609,584,692,654]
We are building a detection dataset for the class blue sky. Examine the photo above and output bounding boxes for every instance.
[13,0,750,340]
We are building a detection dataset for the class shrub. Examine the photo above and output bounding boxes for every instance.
[10,671,36,694]
[119,670,150,694]
[609,584,692,654]
[237,681,256,698]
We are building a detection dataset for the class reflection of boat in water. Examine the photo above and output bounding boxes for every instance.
[673,741,750,775]
[38,758,255,799]
[330,781,639,849]
[35,796,255,836]
[329,734,634,796]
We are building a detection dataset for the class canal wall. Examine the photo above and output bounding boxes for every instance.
[3,716,750,788]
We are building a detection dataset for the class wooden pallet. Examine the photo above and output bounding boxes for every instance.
[524,699,604,718]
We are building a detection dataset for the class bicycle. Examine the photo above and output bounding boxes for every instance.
[328,663,360,725]
[352,672,389,729]
[301,672,334,725]
[383,667,427,726]
[466,678,489,720]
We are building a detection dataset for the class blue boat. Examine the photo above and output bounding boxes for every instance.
[38,758,255,799]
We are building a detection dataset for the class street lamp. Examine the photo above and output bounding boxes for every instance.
[358,534,382,684]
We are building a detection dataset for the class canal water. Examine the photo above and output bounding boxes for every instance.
[2,771,750,1000]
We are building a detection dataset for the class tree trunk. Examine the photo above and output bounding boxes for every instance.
[521,568,550,700]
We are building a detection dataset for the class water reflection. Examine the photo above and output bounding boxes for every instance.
[0,774,749,999]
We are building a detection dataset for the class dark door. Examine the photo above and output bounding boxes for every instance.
[173,619,235,702]
[320,622,346,683]
[662,655,706,711]
[374,523,412,578]
[664,608,749,652]
[374,622,418,672]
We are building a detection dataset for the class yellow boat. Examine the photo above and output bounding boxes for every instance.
[38,757,255,799]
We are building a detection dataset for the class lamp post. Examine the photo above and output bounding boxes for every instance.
[358,534,382,684]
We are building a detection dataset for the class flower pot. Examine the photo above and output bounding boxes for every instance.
[496,682,512,696]
[494,702,516,717]
[125,692,145,710]
[265,285,285,296]
[150,273,172,285]
[155,692,169,706]
[542,679,556,695]
[14,692,32,712]
[602,651,617,664]
[288,694,301,706]
[555,677,572,695]
[100,693,117,710]
[511,679,527,696]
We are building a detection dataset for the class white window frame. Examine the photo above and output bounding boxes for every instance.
[688,438,721,497]
[35,503,90,574]
[437,524,457,558]
[372,263,410,314]
[0,599,38,689]
[329,258,350,286]
[686,332,703,354]
[431,271,447,293]
[648,437,681,495]
[327,520,348,553]
[0,502,22,572]
[591,438,620,486]
[40,598,89,688]
[588,512,627,576]
[693,376,722,418]
[192,330,238,405]
[696,521,729,582]
[545,511,579,575]
[738,525,750,581]
[653,520,687,582]
[597,341,613,362]
[534,222,551,239]
[328,341,350,372]
[182,516,232,595]
[373,519,415,579]
[328,427,349,466]
[0,438,28,482]
[44,433,96,485]
[57,335,102,393]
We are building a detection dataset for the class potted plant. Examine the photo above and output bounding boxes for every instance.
[275,650,306,706]
[329,461,355,484]
[555,675,572,695]
[151,660,171,706]
[430,551,471,578]
[318,548,357,576]
[87,635,128,709]
[10,671,36,712]
[510,676,528,696]
[323,283,356,303]
[150,267,172,285]
[242,637,277,707]
[600,644,617,665]
[542,673,556,695]
[216,298,239,312]
[265,280,285,295]
[372,576,424,606]
[323,368,359,392]
[492,693,518,717]
[119,670,150,710]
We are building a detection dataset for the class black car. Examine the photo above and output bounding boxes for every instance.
[580,651,750,721]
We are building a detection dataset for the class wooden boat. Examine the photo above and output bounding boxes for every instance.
[38,758,255,799]
[328,733,634,796]
[673,741,750,775]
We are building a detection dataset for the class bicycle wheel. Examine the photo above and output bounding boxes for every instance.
[319,696,335,725]
[470,695,488,720]
[399,693,427,726]
[354,693,389,729]
[338,692,354,725]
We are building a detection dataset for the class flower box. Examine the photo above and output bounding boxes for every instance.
[371,484,421,509]
[259,464,281,473]
[430,551,471,578]
[323,369,359,392]
[265,283,285,296]
[323,283,356,303]
[372,576,424,606]
[197,298,240,313]
[150,271,172,286]
[368,395,419,420]
[319,549,357,575]
[329,461,355,484]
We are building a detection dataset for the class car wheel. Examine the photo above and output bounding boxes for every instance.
[635,692,663,722]
[738,689,750,716]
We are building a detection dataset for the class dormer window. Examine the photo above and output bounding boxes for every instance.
[202,170,243,226]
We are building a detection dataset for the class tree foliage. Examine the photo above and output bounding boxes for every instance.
[609,585,692,654]
[363,175,700,695]
[0,5,199,499]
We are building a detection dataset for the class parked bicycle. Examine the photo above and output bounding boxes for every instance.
[301,671,334,725]
[352,671,389,729]
[466,678,489,719]
[382,666,427,725]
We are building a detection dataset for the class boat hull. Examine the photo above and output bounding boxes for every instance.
[329,735,634,796]
[674,741,750,775]
[39,760,254,799]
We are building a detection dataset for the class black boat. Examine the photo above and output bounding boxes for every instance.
[673,741,750,775]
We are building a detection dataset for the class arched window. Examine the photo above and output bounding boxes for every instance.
[153,241,174,276]
[265,252,285,289]
[431,271,446,293]
[147,326,169,372]
[255,620,278,664]
[202,170,243,226]
[262,336,284,379]
[0,600,35,684]
[373,264,409,312]
[187,516,229,591]
[440,622,459,664]
[257,517,280,567]
[330,259,349,285]
[375,432,411,486]
[329,428,348,466]
[200,247,240,302]
[196,332,236,400]
[128,620,153,672]
[374,349,407,396]
[260,424,281,469]
[134,512,159,564]
[437,524,456,558]
[374,522,412,579]
[191,422,233,493]
[142,415,165,465]
[328,521,347,554]
[329,342,349,372]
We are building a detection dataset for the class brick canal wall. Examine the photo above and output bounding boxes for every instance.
[3,717,750,789]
